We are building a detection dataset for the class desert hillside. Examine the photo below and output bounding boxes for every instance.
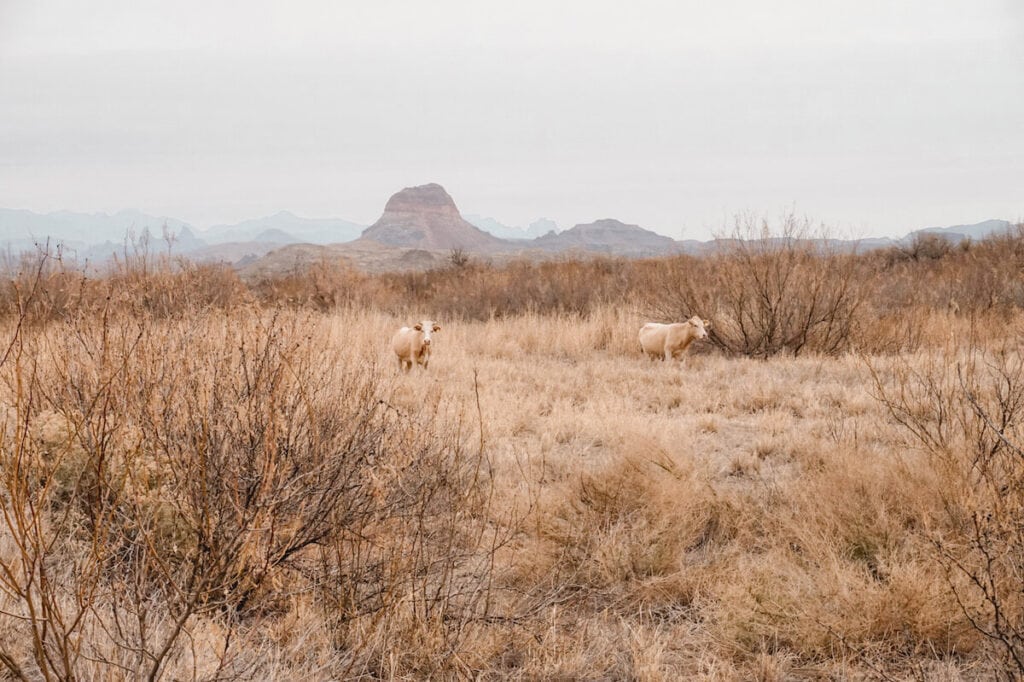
[532,217,681,256]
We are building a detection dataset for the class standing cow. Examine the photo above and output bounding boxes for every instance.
[639,317,711,362]
[391,320,441,371]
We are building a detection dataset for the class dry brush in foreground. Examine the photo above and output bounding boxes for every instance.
[0,230,1023,678]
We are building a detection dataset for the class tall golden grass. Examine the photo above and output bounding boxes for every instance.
[0,226,1022,678]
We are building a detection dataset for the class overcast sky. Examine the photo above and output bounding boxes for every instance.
[1,0,1022,239]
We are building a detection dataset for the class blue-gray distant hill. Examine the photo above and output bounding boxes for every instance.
[0,208,203,260]
[0,208,194,244]
[907,219,1013,244]
[0,197,1016,272]
[201,211,365,245]
[0,208,369,265]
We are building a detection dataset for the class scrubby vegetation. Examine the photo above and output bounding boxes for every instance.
[1,222,1023,679]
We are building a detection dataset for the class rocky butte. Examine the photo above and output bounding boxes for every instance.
[360,183,505,251]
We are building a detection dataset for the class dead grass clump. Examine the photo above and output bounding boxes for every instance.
[538,444,733,604]
[705,451,974,674]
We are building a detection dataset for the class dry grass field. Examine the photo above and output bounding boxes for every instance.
[2,229,1024,679]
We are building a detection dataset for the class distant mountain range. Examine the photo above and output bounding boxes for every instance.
[0,188,1015,272]
[915,219,1014,243]
[0,208,200,261]
[0,207,368,263]
[464,215,559,240]
[0,208,193,246]
[203,211,364,245]
[532,218,679,256]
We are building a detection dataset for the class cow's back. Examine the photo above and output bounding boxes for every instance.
[639,323,670,356]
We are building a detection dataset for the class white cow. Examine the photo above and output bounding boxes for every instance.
[639,317,711,362]
[391,320,441,371]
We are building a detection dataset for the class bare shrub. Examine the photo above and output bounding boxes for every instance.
[649,213,867,357]
[869,341,1024,675]
[899,233,955,262]
[0,278,510,679]
[448,247,471,269]
[872,224,1024,317]
[315,401,514,677]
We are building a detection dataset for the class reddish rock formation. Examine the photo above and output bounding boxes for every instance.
[361,183,504,251]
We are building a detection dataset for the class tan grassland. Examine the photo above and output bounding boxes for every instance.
[345,308,1008,680]
[2,227,1024,679]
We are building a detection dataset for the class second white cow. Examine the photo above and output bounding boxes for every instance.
[391,320,441,371]
[639,317,711,362]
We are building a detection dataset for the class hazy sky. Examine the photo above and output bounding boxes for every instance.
[1,1,1022,239]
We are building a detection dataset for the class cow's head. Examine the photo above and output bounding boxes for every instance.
[414,320,441,345]
[688,316,710,339]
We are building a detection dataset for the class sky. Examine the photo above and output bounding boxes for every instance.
[1,0,1022,240]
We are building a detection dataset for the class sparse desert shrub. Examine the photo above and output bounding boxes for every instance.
[869,340,1024,675]
[648,213,868,357]
[872,224,1024,317]
[900,233,956,262]
[0,289,509,679]
[315,405,512,677]
[447,246,471,269]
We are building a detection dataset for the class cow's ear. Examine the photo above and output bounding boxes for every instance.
[414,324,422,331]
[432,324,441,332]
[703,319,712,329]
